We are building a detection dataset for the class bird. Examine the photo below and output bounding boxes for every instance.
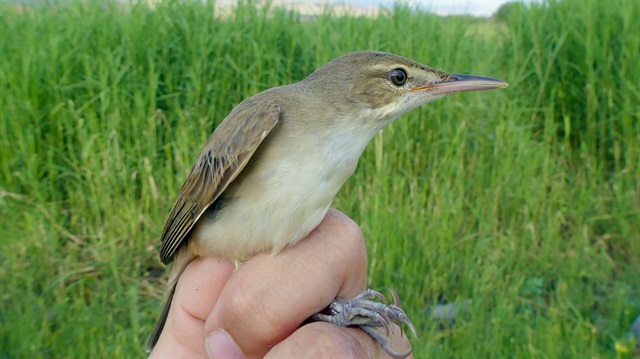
[146,50,508,358]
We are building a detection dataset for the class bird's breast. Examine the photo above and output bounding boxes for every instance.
[189,132,361,261]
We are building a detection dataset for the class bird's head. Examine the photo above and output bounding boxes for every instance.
[303,51,508,127]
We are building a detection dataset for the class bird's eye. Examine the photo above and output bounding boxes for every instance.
[387,68,407,86]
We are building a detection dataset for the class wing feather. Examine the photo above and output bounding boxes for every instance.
[159,100,280,264]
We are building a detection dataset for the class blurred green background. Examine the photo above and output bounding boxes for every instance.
[1,0,638,357]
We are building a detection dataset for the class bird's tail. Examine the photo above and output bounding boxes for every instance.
[145,283,175,352]
[145,248,194,352]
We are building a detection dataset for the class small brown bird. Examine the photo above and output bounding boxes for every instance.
[146,51,508,357]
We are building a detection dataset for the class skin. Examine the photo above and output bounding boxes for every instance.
[150,209,412,358]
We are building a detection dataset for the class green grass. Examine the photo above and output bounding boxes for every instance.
[1,0,638,357]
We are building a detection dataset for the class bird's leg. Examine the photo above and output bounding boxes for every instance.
[312,288,417,359]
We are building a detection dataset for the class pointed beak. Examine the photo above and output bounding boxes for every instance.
[411,74,508,94]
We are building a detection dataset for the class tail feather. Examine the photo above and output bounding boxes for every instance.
[145,284,176,352]
[145,248,194,353]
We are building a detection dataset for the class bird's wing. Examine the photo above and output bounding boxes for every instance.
[159,100,281,264]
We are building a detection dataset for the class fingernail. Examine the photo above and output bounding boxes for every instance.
[206,329,245,359]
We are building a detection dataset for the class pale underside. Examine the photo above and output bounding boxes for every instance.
[187,112,376,261]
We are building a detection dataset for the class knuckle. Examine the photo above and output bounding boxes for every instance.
[222,281,286,347]
[294,324,365,358]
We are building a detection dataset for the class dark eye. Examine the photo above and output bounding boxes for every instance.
[387,68,407,86]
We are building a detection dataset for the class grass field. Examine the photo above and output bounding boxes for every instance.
[1,0,639,357]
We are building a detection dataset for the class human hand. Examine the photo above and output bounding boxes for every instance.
[149,209,412,358]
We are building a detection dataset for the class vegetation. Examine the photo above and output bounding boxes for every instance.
[1,0,638,357]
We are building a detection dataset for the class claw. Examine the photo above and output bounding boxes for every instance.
[311,288,416,359]
[390,287,401,306]
[371,289,389,305]
[360,325,414,359]
[379,311,392,335]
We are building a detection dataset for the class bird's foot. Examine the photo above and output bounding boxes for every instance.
[312,288,416,359]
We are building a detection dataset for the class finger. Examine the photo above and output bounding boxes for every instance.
[265,322,413,359]
[204,209,368,358]
[151,256,235,358]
